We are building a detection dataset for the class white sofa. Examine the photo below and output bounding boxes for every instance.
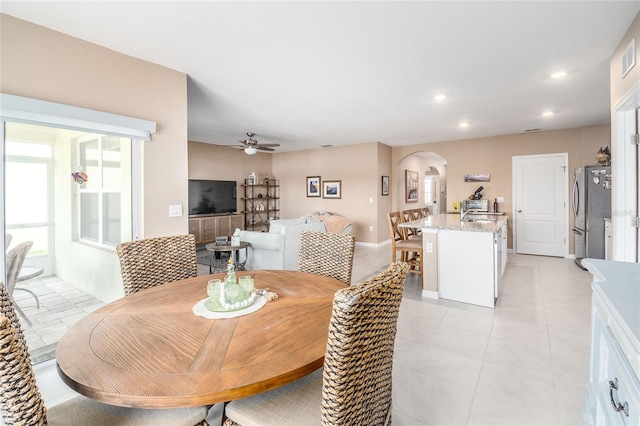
[238,216,352,271]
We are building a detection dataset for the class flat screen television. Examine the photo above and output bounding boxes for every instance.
[188,179,237,216]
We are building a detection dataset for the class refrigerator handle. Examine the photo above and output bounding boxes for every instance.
[572,175,579,218]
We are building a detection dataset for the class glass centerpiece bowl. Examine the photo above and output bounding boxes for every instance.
[205,260,257,312]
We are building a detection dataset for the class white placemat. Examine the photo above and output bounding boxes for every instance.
[192,296,266,319]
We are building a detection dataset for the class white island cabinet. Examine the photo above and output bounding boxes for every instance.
[581,259,639,425]
[438,221,506,308]
[400,214,507,308]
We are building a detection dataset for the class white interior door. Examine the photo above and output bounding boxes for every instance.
[513,154,568,256]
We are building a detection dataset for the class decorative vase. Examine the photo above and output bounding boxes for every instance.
[596,147,610,165]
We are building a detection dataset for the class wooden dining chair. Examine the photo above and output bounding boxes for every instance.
[297,230,356,285]
[402,209,422,238]
[224,261,409,426]
[116,234,197,295]
[0,281,210,426]
[387,212,423,275]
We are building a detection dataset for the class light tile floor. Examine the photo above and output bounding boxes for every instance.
[16,244,593,425]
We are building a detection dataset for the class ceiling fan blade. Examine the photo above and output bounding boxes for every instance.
[256,143,280,148]
[226,145,246,149]
[256,146,276,152]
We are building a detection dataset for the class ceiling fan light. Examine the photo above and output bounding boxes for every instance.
[244,146,257,155]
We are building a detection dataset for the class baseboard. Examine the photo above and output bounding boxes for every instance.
[422,289,438,299]
[355,239,391,248]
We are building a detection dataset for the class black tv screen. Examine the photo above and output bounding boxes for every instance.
[188,180,237,216]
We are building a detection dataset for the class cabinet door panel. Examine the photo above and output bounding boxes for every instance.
[189,219,201,244]
[217,217,231,237]
[202,218,217,242]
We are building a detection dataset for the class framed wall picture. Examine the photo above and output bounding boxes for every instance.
[405,170,418,203]
[381,176,389,196]
[306,176,321,197]
[464,174,490,182]
[322,180,342,199]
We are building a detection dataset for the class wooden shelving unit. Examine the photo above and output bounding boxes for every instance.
[242,178,279,231]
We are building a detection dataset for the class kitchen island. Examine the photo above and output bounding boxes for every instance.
[401,214,508,308]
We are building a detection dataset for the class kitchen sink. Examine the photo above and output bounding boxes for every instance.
[462,214,496,223]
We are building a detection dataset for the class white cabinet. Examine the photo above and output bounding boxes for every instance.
[582,259,640,425]
[438,228,502,308]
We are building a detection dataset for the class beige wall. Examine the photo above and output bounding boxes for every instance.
[1,14,189,239]
[392,125,610,250]
[188,141,273,214]
[1,14,189,302]
[610,12,640,105]
[271,142,382,243]
[190,125,608,250]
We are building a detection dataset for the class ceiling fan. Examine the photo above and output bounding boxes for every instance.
[228,132,280,155]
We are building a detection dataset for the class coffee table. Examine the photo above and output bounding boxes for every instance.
[205,241,249,273]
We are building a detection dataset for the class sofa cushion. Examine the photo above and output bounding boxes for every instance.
[238,230,286,270]
[269,218,307,234]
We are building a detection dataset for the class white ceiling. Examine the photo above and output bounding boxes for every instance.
[2,1,639,152]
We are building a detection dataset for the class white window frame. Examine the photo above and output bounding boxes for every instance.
[0,93,154,286]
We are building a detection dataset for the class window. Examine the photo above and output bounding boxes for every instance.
[76,135,130,246]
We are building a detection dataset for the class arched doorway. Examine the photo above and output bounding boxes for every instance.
[395,152,447,214]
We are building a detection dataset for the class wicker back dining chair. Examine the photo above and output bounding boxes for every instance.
[0,281,210,426]
[297,230,356,285]
[224,261,409,426]
[117,234,197,295]
[387,212,423,276]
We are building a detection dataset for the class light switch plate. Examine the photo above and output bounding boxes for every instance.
[497,197,504,203]
[169,204,183,217]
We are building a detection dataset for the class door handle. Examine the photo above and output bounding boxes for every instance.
[517,210,522,213]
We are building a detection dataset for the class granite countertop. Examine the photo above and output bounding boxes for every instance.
[400,214,508,233]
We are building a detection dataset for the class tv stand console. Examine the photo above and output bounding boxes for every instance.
[189,213,243,245]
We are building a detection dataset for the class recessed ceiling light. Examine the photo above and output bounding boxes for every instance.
[459,122,469,128]
[434,94,447,101]
[542,111,554,117]
[551,71,567,79]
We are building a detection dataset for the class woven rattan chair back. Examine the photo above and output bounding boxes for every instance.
[0,285,48,425]
[297,231,356,285]
[320,261,408,425]
[117,234,197,295]
[5,234,12,250]
[0,281,28,354]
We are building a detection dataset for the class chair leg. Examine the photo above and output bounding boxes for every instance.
[14,288,40,309]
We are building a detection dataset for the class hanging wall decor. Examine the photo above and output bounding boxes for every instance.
[71,167,88,184]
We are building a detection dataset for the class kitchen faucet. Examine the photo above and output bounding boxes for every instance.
[460,207,482,221]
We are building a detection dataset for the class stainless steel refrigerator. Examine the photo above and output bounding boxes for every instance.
[572,165,611,268]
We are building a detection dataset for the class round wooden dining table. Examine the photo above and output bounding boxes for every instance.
[55,270,346,409]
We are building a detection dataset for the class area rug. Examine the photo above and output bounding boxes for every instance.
[196,249,213,267]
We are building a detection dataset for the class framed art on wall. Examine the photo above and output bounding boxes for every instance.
[306,176,320,197]
[381,176,389,196]
[405,170,418,203]
[322,180,342,199]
